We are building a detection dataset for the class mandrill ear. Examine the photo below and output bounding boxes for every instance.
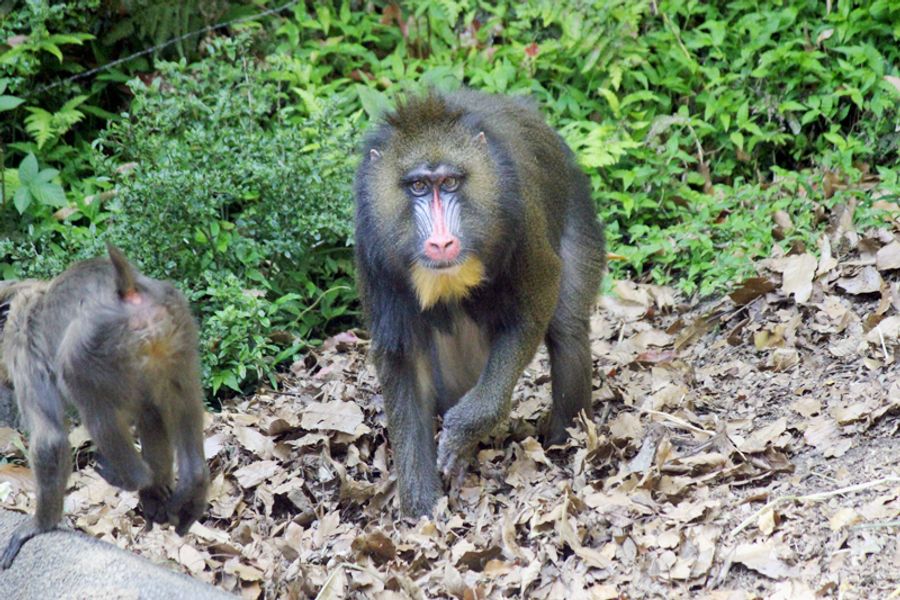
[474,131,487,145]
[369,148,382,161]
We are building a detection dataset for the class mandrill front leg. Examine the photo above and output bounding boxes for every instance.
[376,351,442,518]
[436,324,544,478]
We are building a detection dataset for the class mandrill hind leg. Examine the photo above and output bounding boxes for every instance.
[543,216,604,444]
[544,311,593,444]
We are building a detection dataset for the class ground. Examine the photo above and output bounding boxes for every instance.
[1,201,898,599]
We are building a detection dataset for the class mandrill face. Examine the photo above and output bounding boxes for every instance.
[357,93,528,311]
[399,157,488,310]
[367,128,509,310]
[403,162,465,267]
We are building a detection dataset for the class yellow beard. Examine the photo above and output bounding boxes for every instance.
[410,256,485,309]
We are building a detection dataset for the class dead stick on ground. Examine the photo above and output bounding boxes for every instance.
[851,519,900,531]
[642,407,713,437]
[729,475,900,538]
[877,324,889,361]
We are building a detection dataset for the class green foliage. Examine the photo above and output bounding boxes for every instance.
[0,1,119,263]
[2,0,899,398]
[93,37,358,393]
[0,0,244,256]
[266,0,900,293]
[0,78,25,112]
[23,94,88,149]
[103,1,231,59]
[11,153,67,214]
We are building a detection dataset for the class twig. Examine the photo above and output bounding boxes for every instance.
[1,136,5,211]
[641,407,713,437]
[809,470,840,485]
[313,567,343,600]
[800,476,900,501]
[337,561,386,583]
[685,121,705,166]
[877,324,889,362]
[296,284,351,321]
[728,475,900,538]
[266,390,306,398]
[659,11,693,65]
[851,520,900,531]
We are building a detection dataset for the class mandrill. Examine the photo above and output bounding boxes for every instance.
[354,89,606,517]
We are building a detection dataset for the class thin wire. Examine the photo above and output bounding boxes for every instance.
[30,0,301,96]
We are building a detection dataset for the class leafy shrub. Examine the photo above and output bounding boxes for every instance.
[91,36,359,393]
[3,1,899,398]
[0,0,155,281]
[0,1,253,275]
[0,1,98,237]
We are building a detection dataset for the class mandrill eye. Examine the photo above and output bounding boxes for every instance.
[441,176,460,192]
[409,180,429,196]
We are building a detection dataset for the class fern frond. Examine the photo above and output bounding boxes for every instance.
[24,107,54,149]
[55,95,88,131]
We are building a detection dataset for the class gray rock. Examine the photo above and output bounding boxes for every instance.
[0,509,234,600]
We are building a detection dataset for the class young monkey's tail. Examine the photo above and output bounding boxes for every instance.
[106,244,140,301]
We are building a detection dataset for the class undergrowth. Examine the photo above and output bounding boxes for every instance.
[1,1,898,393]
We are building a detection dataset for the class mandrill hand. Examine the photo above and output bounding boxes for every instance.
[165,476,209,535]
[95,452,153,492]
[435,401,481,484]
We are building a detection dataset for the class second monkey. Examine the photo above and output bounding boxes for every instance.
[0,246,209,568]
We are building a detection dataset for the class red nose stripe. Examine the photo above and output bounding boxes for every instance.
[431,187,448,236]
[424,185,460,261]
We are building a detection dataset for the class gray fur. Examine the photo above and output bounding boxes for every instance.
[0,247,209,569]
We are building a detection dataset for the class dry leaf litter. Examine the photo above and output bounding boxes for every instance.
[1,199,898,599]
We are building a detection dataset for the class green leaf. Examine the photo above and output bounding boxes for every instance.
[316,4,332,34]
[778,100,805,112]
[222,371,241,392]
[59,94,88,114]
[823,132,845,148]
[292,87,321,114]
[18,153,38,184]
[13,186,31,214]
[37,40,63,62]
[47,33,94,45]
[1,167,19,192]
[596,87,619,114]
[0,95,23,112]
[80,104,122,121]
[35,168,60,183]
[356,85,391,120]
[30,181,66,208]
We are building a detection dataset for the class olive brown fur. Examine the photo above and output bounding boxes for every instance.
[354,89,606,517]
